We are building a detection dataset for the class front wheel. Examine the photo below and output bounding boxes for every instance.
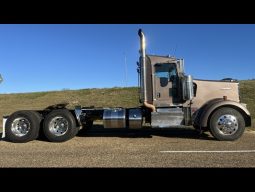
[43,109,79,142]
[209,107,245,141]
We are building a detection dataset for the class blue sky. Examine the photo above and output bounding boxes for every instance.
[0,24,254,93]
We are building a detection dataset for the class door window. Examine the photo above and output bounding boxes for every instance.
[155,63,177,87]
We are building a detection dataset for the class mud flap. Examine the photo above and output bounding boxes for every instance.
[2,116,8,138]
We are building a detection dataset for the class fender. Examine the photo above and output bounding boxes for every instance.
[195,99,251,128]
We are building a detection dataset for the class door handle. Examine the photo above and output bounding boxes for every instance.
[157,92,161,98]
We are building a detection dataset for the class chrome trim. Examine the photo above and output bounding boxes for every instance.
[11,117,31,137]
[48,116,69,136]
[216,114,238,135]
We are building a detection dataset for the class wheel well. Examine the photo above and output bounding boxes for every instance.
[207,105,251,128]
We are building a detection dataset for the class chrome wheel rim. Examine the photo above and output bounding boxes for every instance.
[11,117,31,137]
[216,114,238,135]
[49,116,69,136]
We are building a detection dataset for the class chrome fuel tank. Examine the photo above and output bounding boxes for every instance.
[128,109,142,129]
[103,108,126,128]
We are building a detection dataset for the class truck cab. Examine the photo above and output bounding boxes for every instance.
[138,29,251,140]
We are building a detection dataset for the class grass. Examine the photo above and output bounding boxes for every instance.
[0,87,140,129]
[0,80,254,130]
[239,80,255,130]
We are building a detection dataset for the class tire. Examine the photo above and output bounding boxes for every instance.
[5,110,41,143]
[43,109,79,142]
[30,111,43,140]
[209,107,245,141]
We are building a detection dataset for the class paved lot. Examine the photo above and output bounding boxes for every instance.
[1,127,255,167]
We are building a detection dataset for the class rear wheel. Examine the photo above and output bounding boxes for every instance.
[43,109,79,142]
[209,107,245,141]
[5,110,41,143]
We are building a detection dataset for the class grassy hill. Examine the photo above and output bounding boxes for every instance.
[0,87,140,130]
[0,80,254,130]
[239,80,255,129]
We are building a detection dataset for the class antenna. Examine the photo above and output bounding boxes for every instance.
[124,53,128,87]
[173,44,178,57]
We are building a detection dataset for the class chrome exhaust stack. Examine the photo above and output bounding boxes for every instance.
[138,29,146,102]
[138,29,156,112]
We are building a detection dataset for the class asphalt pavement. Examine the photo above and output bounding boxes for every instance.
[1,127,255,167]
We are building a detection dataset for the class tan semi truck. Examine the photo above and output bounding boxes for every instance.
[2,29,251,143]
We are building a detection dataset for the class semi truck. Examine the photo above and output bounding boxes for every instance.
[2,29,251,143]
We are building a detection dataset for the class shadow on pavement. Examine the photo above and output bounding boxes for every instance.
[0,125,215,142]
[76,124,215,141]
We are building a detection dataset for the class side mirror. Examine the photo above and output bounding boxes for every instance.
[178,59,185,74]
[193,82,197,97]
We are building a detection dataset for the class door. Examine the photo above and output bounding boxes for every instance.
[153,63,178,107]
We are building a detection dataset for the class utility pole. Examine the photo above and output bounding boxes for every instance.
[0,74,3,83]
[124,53,128,87]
